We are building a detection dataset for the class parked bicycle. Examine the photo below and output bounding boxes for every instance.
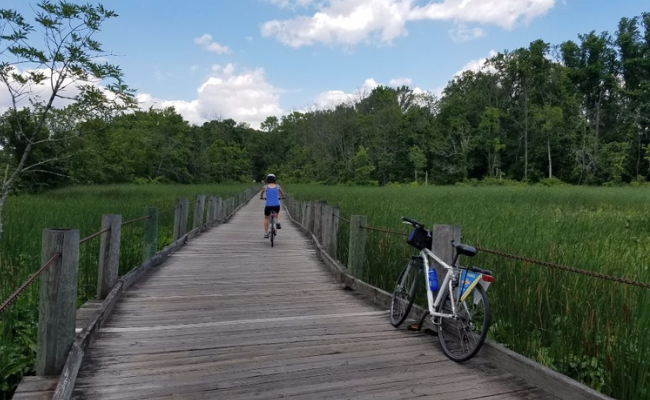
[390,217,495,362]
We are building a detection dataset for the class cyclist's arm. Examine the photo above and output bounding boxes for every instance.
[259,185,267,199]
[278,185,286,199]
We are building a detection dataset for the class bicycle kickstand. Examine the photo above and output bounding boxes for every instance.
[407,311,431,332]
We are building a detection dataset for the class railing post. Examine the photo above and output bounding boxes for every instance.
[216,197,223,222]
[299,201,307,226]
[330,206,340,257]
[193,195,206,229]
[97,214,122,300]
[299,201,305,225]
[313,201,325,242]
[431,225,461,281]
[305,202,314,233]
[143,207,158,262]
[173,198,189,240]
[37,229,79,376]
[207,196,216,223]
[348,215,367,279]
[321,204,331,252]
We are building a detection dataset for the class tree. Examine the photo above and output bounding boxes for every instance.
[0,1,134,239]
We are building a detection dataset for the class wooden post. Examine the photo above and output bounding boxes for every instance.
[431,225,462,282]
[331,206,340,257]
[321,204,331,252]
[216,197,223,222]
[305,202,314,233]
[193,195,206,229]
[313,201,324,241]
[143,207,158,262]
[300,201,307,227]
[206,196,215,223]
[348,215,367,279]
[173,198,189,240]
[97,214,121,300]
[37,229,79,376]
[294,200,301,223]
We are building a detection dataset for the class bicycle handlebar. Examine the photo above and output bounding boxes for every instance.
[401,216,424,229]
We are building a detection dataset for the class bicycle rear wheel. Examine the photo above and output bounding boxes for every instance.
[438,283,490,362]
[389,258,421,327]
[270,225,275,247]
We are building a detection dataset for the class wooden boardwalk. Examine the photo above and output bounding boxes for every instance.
[70,199,557,399]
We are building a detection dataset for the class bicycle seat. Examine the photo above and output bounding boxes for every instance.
[454,242,477,257]
[468,266,492,275]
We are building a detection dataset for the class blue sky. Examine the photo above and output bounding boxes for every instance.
[1,0,648,128]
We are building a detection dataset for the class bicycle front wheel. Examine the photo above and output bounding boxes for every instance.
[389,258,421,327]
[438,283,490,362]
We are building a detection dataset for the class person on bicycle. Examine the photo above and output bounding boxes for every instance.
[260,174,285,238]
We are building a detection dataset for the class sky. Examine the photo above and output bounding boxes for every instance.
[1,0,648,129]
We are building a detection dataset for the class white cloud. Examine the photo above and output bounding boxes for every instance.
[194,34,231,54]
[314,78,379,108]
[410,0,556,29]
[389,77,412,87]
[449,25,485,42]
[261,0,314,8]
[0,66,108,113]
[262,0,557,47]
[137,64,282,129]
[313,78,436,109]
[454,50,498,77]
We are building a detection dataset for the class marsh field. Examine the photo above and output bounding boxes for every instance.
[1,183,649,400]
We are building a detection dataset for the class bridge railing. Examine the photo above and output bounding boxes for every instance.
[4,187,259,400]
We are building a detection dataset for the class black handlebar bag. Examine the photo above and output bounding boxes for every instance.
[407,227,432,250]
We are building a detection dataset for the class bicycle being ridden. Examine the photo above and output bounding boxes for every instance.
[391,217,495,362]
[259,174,286,243]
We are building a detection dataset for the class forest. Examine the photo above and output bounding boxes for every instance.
[1,12,649,191]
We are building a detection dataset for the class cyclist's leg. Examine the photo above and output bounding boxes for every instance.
[263,207,270,237]
[275,206,282,228]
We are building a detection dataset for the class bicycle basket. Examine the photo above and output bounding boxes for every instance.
[407,227,432,250]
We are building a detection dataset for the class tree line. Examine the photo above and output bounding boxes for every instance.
[2,11,649,193]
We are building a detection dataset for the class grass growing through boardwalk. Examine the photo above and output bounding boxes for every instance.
[285,184,650,400]
[0,183,256,399]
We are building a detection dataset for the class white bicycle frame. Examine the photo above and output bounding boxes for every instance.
[268,212,277,234]
[419,247,491,320]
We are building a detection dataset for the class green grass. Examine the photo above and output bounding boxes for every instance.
[284,184,650,400]
[0,183,256,399]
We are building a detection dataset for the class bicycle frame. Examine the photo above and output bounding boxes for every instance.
[269,212,277,231]
[419,248,491,320]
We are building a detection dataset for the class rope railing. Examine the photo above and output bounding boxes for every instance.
[79,227,111,245]
[360,225,408,237]
[159,205,179,215]
[0,252,61,316]
[329,210,650,290]
[333,213,351,224]
[475,246,650,290]
[121,215,151,227]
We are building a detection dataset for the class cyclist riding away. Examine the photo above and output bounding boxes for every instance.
[260,174,285,238]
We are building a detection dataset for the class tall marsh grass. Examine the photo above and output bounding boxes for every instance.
[0,183,254,399]
[285,184,650,400]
